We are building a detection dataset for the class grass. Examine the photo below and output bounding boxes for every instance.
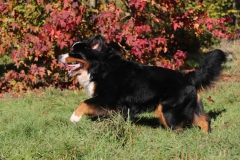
[1,80,240,159]
[1,40,240,159]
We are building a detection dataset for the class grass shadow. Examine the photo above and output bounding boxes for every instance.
[88,109,227,129]
[132,117,161,129]
[90,116,111,122]
[89,115,162,128]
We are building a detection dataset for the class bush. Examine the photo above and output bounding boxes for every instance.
[0,0,238,92]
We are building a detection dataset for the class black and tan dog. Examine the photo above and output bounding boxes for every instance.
[58,35,226,133]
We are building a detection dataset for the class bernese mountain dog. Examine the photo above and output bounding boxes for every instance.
[58,35,226,133]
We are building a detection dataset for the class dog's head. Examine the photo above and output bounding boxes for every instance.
[58,35,107,77]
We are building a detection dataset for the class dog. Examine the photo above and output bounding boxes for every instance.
[58,35,226,133]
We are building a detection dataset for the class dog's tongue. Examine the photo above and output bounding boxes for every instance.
[67,64,81,71]
[67,63,83,76]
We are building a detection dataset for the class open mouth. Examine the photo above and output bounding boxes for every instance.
[67,62,84,76]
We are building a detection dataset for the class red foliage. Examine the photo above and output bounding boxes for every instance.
[0,0,88,92]
[0,0,236,93]
[93,1,204,68]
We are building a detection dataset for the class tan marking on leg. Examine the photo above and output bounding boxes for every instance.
[193,114,210,133]
[74,102,110,117]
[195,91,211,132]
[155,104,169,129]
[74,102,96,117]
[197,92,201,102]
[70,102,116,123]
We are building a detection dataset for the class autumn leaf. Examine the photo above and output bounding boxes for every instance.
[76,16,82,25]
[173,21,180,30]
[206,23,213,30]
[45,4,52,14]
[72,2,78,8]
[207,96,215,103]
[58,41,68,50]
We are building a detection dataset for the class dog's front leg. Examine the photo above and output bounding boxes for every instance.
[70,101,110,123]
[70,102,93,123]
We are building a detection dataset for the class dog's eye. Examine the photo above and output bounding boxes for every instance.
[71,62,77,64]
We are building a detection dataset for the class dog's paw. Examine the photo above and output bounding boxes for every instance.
[70,112,82,123]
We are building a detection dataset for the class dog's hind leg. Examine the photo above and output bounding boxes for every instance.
[155,104,184,133]
[192,93,211,133]
[70,102,111,123]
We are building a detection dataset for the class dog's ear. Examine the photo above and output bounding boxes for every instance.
[90,39,102,51]
[89,35,106,51]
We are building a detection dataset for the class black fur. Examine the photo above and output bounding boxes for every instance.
[187,49,226,90]
[61,35,226,132]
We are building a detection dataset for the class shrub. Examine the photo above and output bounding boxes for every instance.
[0,0,238,92]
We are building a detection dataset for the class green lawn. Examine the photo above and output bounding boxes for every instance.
[0,79,240,159]
[1,41,240,159]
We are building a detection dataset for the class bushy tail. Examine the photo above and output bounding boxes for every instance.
[187,49,227,90]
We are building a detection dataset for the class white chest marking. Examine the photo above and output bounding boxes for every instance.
[77,71,95,97]
[85,82,95,97]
